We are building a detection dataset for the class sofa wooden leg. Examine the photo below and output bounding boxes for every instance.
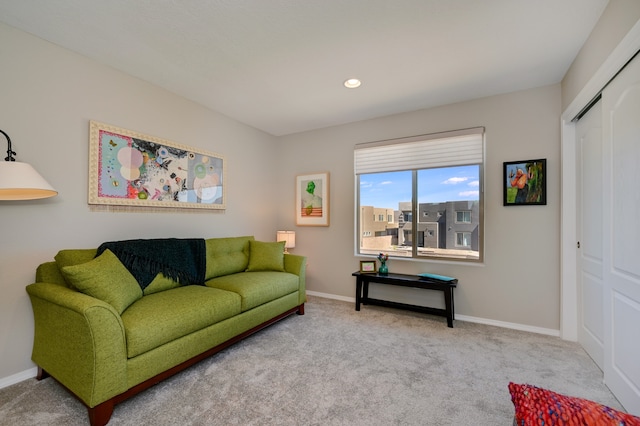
[88,400,114,426]
[36,367,50,380]
[297,303,305,315]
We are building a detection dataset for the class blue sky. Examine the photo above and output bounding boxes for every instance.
[359,165,480,209]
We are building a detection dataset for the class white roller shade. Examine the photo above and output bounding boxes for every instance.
[354,127,484,175]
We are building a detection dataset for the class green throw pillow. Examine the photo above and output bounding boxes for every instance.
[143,273,180,296]
[61,249,142,314]
[246,240,286,272]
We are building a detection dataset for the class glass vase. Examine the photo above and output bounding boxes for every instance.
[379,262,388,275]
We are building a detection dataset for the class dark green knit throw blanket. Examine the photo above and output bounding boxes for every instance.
[96,238,206,291]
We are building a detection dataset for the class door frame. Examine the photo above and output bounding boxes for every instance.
[560,20,640,341]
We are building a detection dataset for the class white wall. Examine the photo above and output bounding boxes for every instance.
[562,0,640,110]
[276,84,562,333]
[0,23,279,381]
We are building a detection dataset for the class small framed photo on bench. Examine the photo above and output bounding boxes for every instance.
[360,260,377,273]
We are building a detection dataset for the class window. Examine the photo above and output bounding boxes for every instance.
[456,232,471,247]
[378,214,384,221]
[456,211,471,223]
[356,128,483,262]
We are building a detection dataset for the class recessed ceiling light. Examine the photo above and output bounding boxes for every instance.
[344,78,362,89]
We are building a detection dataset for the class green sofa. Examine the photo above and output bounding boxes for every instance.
[25,236,306,426]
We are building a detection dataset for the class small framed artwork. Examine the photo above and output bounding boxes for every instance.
[360,260,377,273]
[503,158,547,206]
[88,121,225,210]
[296,172,330,226]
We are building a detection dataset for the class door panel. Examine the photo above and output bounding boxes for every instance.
[612,292,640,391]
[602,53,640,415]
[576,100,604,369]
[582,276,604,349]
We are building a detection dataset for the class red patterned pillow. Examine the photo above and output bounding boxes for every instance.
[509,382,640,425]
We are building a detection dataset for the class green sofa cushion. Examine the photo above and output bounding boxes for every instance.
[121,285,241,358]
[206,271,299,311]
[54,248,98,268]
[246,240,285,272]
[205,236,253,279]
[36,261,69,287]
[60,249,143,314]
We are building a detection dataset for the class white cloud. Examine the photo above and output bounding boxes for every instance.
[442,177,468,184]
[459,190,479,197]
[380,181,393,185]
[468,180,479,187]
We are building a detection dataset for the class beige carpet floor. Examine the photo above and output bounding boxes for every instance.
[0,296,623,425]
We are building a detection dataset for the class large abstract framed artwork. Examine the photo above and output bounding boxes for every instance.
[296,172,329,226]
[89,121,225,210]
[503,158,546,206]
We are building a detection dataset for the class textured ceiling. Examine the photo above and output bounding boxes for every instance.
[0,0,609,136]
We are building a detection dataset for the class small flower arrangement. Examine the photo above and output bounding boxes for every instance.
[377,253,389,274]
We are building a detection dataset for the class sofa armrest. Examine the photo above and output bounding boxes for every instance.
[26,282,128,408]
[284,254,306,305]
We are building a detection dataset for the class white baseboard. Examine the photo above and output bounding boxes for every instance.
[306,290,354,303]
[307,291,561,337]
[0,367,37,390]
[455,314,560,337]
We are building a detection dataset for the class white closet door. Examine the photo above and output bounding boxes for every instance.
[602,53,640,415]
[576,100,604,370]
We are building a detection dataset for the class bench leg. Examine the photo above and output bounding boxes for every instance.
[355,278,362,311]
[444,288,454,328]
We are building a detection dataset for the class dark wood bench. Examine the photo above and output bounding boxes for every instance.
[352,271,457,327]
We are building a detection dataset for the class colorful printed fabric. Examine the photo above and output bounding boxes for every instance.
[509,382,640,425]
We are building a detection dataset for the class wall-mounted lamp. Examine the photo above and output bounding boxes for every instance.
[276,230,296,254]
[0,129,57,200]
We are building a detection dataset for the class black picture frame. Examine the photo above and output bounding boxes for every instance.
[503,159,547,206]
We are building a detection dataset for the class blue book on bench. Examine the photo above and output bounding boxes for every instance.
[418,273,456,282]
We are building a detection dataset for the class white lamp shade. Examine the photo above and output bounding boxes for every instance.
[0,161,58,200]
[276,231,296,249]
